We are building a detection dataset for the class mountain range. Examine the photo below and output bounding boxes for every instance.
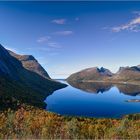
[0,44,66,110]
[67,66,140,84]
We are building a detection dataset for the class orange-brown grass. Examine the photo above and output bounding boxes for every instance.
[0,105,140,139]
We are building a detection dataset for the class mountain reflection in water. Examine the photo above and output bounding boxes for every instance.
[68,81,140,96]
[46,80,140,118]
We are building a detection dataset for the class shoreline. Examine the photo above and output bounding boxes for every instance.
[80,80,140,86]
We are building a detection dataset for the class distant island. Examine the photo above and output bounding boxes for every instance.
[125,99,140,103]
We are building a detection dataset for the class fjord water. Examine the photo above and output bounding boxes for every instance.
[45,80,140,118]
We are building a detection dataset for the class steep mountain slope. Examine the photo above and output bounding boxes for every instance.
[8,50,50,79]
[0,44,66,109]
[67,67,113,82]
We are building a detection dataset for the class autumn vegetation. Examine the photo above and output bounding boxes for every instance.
[0,104,140,139]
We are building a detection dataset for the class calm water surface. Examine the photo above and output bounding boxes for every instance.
[45,80,140,118]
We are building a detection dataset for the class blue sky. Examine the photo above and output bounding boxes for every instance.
[1,1,140,78]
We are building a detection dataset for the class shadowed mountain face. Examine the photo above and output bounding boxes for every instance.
[0,44,67,110]
[0,45,22,80]
[68,80,140,96]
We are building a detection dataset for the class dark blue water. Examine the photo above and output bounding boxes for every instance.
[45,80,140,118]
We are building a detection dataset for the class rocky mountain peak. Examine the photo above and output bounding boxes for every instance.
[97,67,112,76]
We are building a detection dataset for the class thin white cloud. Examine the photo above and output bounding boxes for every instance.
[53,30,73,35]
[37,36,51,43]
[48,42,62,49]
[112,15,140,32]
[36,35,62,55]
[52,19,66,25]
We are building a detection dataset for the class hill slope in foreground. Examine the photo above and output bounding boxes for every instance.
[0,105,140,139]
[0,44,66,110]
